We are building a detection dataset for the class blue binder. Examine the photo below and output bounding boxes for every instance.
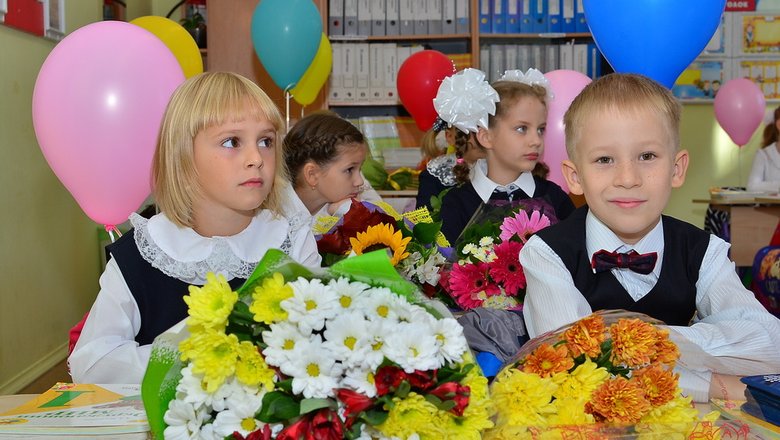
[479,0,493,33]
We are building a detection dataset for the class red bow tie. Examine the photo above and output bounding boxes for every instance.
[591,249,658,275]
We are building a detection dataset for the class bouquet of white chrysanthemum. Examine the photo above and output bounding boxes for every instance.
[142,250,493,440]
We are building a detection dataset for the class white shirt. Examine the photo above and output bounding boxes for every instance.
[521,210,780,402]
[471,159,536,201]
[747,143,780,192]
[69,210,321,384]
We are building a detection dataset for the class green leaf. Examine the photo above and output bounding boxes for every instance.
[437,399,456,412]
[361,409,389,425]
[424,394,443,406]
[276,378,294,394]
[412,221,442,245]
[395,380,411,398]
[257,391,300,423]
[299,398,335,415]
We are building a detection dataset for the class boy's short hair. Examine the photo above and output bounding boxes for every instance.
[282,111,365,186]
[152,71,285,228]
[563,73,681,159]
[488,80,548,129]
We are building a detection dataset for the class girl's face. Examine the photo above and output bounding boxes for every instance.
[479,96,546,182]
[192,108,277,221]
[311,143,367,202]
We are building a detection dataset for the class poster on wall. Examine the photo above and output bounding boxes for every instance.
[673,60,729,100]
[736,59,780,99]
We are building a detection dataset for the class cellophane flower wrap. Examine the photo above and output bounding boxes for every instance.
[315,200,453,305]
[141,249,493,440]
[485,310,732,439]
[442,198,557,311]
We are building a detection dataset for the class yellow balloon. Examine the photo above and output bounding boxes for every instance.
[290,34,332,106]
[130,16,203,79]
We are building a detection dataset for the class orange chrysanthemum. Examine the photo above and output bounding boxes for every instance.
[522,343,574,378]
[587,376,651,423]
[609,319,657,367]
[650,328,680,365]
[632,364,678,407]
[563,314,606,358]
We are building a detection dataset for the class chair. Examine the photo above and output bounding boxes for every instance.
[751,246,780,318]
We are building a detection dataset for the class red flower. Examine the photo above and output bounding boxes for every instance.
[489,241,527,295]
[448,262,500,309]
[406,369,438,391]
[336,388,375,417]
[310,408,345,440]
[230,425,272,440]
[428,382,471,416]
[375,365,406,396]
[276,417,310,440]
[317,201,397,255]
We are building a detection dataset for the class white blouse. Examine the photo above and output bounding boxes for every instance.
[68,209,321,384]
[747,143,780,192]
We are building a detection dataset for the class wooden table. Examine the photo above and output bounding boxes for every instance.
[695,198,780,266]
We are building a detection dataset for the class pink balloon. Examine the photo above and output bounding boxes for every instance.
[32,21,185,226]
[714,78,766,147]
[543,70,592,193]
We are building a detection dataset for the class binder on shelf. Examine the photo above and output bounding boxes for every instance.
[518,44,531,69]
[573,42,588,75]
[386,0,400,35]
[575,0,587,33]
[429,0,443,34]
[414,0,428,34]
[507,0,521,33]
[382,43,399,102]
[358,0,372,35]
[562,0,575,33]
[492,0,506,34]
[480,45,490,74]
[372,0,386,35]
[504,43,518,70]
[587,43,602,78]
[530,45,543,70]
[456,0,470,34]
[356,42,370,101]
[479,0,492,33]
[520,0,533,33]
[329,43,344,102]
[329,0,344,35]
[489,44,505,81]
[344,0,358,35]
[559,41,574,70]
[544,44,559,71]
[400,0,415,35]
[442,0,456,34]
[547,0,562,33]
[531,0,548,34]
[369,43,384,102]
[342,43,357,102]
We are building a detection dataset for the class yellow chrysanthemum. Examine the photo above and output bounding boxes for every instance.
[610,318,658,367]
[183,273,237,331]
[638,392,700,425]
[249,272,293,324]
[635,393,712,440]
[491,368,558,427]
[552,359,610,400]
[587,376,651,423]
[548,397,594,426]
[563,314,606,358]
[376,392,443,439]
[483,424,532,440]
[349,223,411,265]
[523,343,575,378]
[179,331,240,393]
[440,369,494,439]
[235,340,275,391]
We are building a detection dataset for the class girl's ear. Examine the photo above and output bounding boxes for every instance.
[476,127,493,150]
[301,161,321,188]
[561,159,583,195]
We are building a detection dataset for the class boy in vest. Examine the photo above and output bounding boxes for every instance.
[520,73,780,402]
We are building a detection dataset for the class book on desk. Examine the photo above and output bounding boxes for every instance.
[0,383,148,437]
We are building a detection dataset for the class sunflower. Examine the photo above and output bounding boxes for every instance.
[349,223,411,265]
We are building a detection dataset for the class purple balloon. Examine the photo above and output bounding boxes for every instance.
[32,21,185,226]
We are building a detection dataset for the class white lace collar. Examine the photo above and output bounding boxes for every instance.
[130,211,291,285]
[426,154,458,187]
[471,159,536,201]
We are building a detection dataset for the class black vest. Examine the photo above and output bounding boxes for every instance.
[106,230,246,345]
[535,207,710,326]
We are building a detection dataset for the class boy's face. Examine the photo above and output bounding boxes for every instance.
[561,107,688,244]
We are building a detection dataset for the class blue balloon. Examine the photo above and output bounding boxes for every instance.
[251,0,322,91]
[583,0,726,88]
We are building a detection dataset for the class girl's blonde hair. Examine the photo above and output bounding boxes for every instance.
[563,73,681,160]
[152,71,285,228]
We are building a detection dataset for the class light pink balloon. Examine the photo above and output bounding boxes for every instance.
[32,21,185,226]
[543,70,592,193]
[714,78,766,147]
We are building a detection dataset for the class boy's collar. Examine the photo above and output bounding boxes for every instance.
[585,210,664,262]
[472,159,536,201]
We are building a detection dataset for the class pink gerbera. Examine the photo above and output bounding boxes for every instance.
[489,241,527,295]
[447,262,500,309]
[500,210,551,242]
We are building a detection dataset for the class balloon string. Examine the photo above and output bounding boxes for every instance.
[284,88,292,135]
[104,224,123,243]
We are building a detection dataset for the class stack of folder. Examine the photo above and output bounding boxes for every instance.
[741,374,780,427]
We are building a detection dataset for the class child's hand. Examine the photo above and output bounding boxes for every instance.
[709,373,746,401]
